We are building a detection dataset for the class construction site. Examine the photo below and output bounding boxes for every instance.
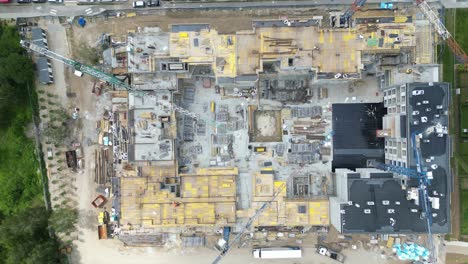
[19,0,462,263]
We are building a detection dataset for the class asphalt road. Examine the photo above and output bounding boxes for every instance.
[2,0,463,19]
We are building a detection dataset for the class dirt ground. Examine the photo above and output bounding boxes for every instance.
[69,8,327,45]
[446,241,468,264]
[446,253,468,264]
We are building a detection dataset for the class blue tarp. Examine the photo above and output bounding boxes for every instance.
[78,17,86,27]
[393,243,430,261]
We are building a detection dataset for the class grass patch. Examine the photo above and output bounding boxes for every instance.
[444,8,468,238]
[0,108,42,215]
[462,191,468,235]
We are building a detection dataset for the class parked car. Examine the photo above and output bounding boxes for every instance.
[48,0,63,3]
[146,0,159,6]
[32,0,47,3]
[132,0,145,7]
[17,0,32,3]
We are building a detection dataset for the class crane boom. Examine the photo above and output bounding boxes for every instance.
[20,40,200,119]
[342,0,368,21]
[416,0,468,64]
[211,165,304,264]
[20,40,133,90]
[369,132,434,262]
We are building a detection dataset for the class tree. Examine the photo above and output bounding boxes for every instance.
[0,25,34,128]
[49,107,70,122]
[0,206,63,264]
[49,207,78,234]
[43,124,69,145]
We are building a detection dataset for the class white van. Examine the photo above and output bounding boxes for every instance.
[252,247,302,259]
[132,0,145,7]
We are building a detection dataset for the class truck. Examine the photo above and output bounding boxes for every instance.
[317,245,345,263]
[252,247,302,259]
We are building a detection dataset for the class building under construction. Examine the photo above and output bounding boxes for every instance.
[91,5,448,245]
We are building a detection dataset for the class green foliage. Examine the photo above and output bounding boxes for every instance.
[76,40,100,65]
[0,27,34,128]
[49,207,78,234]
[49,107,70,122]
[0,108,41,215]
[0,205,63,264]
[462,191,468,235]
[0,24,66,263]
[447,9,468,238]
[43,125,69,145]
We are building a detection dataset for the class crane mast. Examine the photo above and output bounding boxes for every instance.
[416,0,468,64]
[369,132,434,262]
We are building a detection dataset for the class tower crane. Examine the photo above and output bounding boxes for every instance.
[369,132,435,262]
[20,40,199,119]
[211,165,305,264]
[342,0,368,23]
[341,0,468,65]
[416,0,468,64]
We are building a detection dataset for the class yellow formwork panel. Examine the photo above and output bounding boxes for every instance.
[274,181,286,196]
[342,29,356,41]
[308,201,330,225]
[394,16,408,23]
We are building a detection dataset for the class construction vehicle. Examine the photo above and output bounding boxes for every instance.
[19,40,199,119]
[317,245,345,263]
[253,146,266,153]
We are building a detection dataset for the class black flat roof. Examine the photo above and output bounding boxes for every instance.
[340,83,451,234]
[406,82,451,233]
[341,176,429,233]
[332,103,386,171]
